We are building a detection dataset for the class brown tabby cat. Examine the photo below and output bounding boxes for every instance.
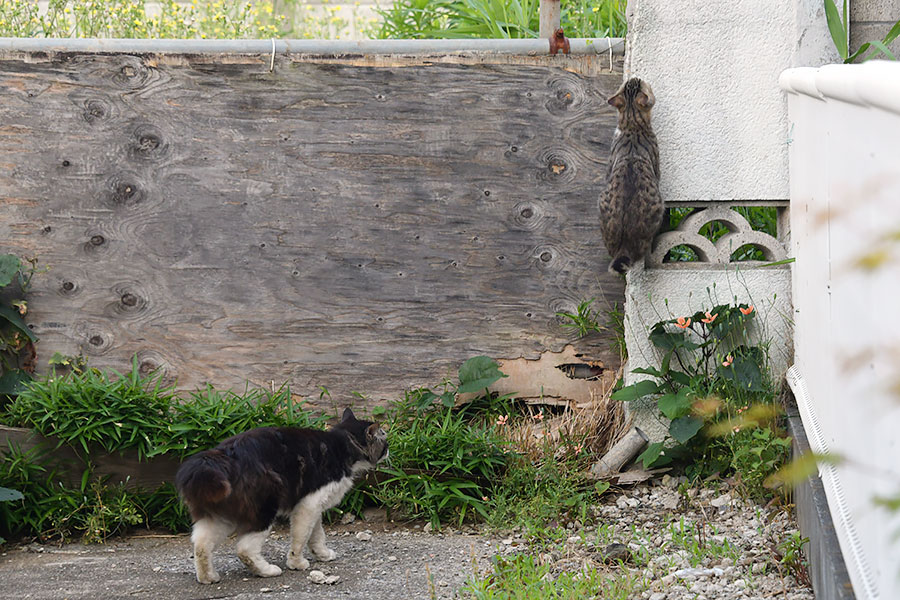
[599,77,664,274]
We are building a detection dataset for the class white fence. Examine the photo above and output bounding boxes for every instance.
[782,61,900,600]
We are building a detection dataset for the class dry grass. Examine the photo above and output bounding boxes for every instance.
[499,368,630,462]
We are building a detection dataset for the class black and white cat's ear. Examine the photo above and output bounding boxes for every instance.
[341,407,356,423]
[365,424,388,464]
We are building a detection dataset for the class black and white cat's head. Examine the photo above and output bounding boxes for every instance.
[334,408,388,474]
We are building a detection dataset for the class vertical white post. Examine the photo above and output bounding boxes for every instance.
[539,0,561,38]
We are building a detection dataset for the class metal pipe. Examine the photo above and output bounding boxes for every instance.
[0,37,624,56]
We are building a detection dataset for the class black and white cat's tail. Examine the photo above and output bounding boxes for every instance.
[609,255,632,274]
[175,450,233,509]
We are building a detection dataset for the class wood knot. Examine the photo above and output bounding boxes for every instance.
[121,293,138,307]
[82,98,112,125]
[512,201,544,231]
[129,124,169,161]
[83,231,111,255]
[105,173,146,207]
[537,147,576,183]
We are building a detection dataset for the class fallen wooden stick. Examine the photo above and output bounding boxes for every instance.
[588,426,649,479]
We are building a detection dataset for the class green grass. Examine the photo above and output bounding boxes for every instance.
[4,359,323,461]
[460,554,647,599]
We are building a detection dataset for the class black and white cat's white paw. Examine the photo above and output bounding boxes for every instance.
[254,563,283,578]
[312,546,338,562]
[286,551,310,570]
[196,570,221,585]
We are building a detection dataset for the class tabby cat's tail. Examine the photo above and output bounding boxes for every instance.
[609,255,632,274]
[175,450,233,510]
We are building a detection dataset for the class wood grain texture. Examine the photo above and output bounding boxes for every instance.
[0,51,624,413]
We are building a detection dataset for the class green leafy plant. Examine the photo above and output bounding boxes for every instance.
[5,357,177,460]
[0,485,24,544]
[158,383,324,459]
[365,357,511,527]
[775,531,811,588]
[556,298,606,338]
[0,254,38,401]
[730,426,791,502]
[612,303,778,472]
[824,0,900,62]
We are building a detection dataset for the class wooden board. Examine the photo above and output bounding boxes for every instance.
[0,51,624,413]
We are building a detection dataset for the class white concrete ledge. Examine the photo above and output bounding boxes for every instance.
[780,61,900,115]
[0,36,625,56]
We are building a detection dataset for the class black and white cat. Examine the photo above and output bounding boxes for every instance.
[175,408,388,584]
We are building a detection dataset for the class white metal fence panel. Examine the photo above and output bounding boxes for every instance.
[782,61,900,600]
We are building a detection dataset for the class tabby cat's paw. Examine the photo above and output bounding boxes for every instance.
[286,551,310,570]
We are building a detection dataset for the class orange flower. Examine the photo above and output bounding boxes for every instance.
[740,305,754,315]
[675,317,691,329]
[533,410,544,422]
[574,443,583,455]
[722,355,733,367]
[701,312,717,324]
[496,415,508,426]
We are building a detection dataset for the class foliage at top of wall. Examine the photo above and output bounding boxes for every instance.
[0,0,626,41]
[375,0,626,39]
[0,0,358,40]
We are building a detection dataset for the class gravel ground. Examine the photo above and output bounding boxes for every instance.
[499,476,816,600]
[0,480,815,599]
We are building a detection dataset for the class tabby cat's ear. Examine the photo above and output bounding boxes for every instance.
[636,91,655,109]
[341,407,356,423]
[608,93,625,109]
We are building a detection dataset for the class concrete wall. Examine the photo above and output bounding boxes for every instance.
[623,0,839,202]
[782,60,900,600]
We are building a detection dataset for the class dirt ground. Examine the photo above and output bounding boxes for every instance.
[0,520,496,600]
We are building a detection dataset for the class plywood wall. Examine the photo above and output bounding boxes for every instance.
[0,51,623,413]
